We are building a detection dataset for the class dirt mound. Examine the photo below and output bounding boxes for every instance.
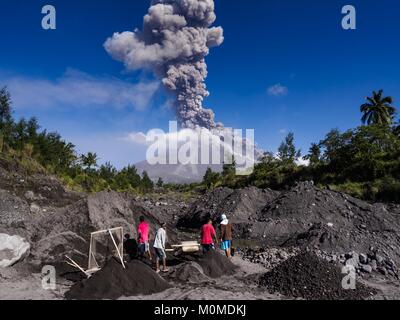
[178,187,279,231]
[30,191,178,246]
[240,247,300,271]
[65,258,171,300]
[182,251,238,278]
[258,182,400,264]
[169,261,210,283]
[259,251,376,300]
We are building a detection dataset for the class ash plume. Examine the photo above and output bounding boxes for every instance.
[104,0,224,129]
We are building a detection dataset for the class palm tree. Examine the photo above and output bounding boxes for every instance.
[80,152,98,172]
[360,90,397,126]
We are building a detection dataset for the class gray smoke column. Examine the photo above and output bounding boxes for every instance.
[104,0,224,129]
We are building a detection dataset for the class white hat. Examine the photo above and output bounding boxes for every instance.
[220,214,229,225]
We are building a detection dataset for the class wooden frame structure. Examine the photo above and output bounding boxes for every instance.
[65,227,125,277]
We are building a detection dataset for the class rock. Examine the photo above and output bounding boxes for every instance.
[24,191,36,201]
[369,260,378,271]
[346,258,359,268]
[345,252,360,268]
[0,233,30,267]
[30,203,41,214]
[375,254,384,264]
[359,253,368,264]
[31,231,88,264]
[378,267,388,275]
[361,265,373,273]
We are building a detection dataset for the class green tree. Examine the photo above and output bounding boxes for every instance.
[0,87,14,147]
[305,143,322,166]
[156,177,164,188]
[360,90,397,126]
[80,152,98,172]
[203,167,220,189]
[99,162,117,182]
[140,171,154,191]
[277,132,301,164]
[222,155,237,186]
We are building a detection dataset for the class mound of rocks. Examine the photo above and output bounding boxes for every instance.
[259,251,376,300]
[65,258,171,300]
[182,250,238,279]
[168,261,210,283]
[178,187,279,231]
[239,247,300,271]
[317,250,399,279]
[262,182,400,264]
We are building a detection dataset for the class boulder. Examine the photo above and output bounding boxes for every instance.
[359,253,368,264]
[0,234,30,267]
[361,265,373,273]
[345,252,360,268]
[369,260,378,271]
[30,231,88,265]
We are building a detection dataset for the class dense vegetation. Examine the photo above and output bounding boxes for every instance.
[203,90,400,202]
[1,86,399,202]
[0,87,155,193]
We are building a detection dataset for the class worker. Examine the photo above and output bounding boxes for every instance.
[137,216,152,261]
[123,233,138,261]
[201,218,218,253]
[219,214,233,258]
[153,222,169,273]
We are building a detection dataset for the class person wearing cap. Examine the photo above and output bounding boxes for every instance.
[219,214,233,258]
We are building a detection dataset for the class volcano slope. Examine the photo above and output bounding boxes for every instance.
[179,182,400,266]
[258,251,376,300]
[0,167,180,275]
[177,186,279,235]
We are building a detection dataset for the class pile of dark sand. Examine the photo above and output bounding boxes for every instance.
[178,187,279,230]
[259,251,376,300]
[182,251,237,279]
[169,261,210,283]
[65,258,171,300]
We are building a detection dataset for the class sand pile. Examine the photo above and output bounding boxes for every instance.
[65,258,171,300]
[169,261,210,283]
[178,187,279,230]
[182,251,238,279]
[259,251,376,300]
[180,182,400,265]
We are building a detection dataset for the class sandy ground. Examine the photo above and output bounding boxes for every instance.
[1,255,399,300]
[121,256,283,300]
[0,267,68,300]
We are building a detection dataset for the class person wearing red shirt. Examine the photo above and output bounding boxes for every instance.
[137,216,152,261]
[201,218,218,253]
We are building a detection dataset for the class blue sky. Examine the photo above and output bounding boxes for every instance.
[1,0,399,167]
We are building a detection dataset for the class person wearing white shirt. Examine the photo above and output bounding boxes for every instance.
[153,222,169,273]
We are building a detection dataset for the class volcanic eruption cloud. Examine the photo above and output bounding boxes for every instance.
[104,0,224,129]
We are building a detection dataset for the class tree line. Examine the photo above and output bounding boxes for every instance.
[2,86,399,202]
[203,90,400,202]
[0,87,159,193]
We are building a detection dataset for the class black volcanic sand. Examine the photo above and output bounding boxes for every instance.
[65,258,171,300]
[259,252,376,300]
[182,250,238,279]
